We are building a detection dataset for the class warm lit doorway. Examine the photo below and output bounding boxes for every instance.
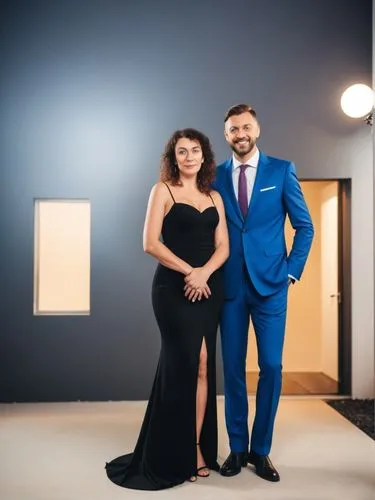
[246,180,351,395]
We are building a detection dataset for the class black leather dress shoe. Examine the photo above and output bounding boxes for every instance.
[220,452,248,477]
[248,450,280,482]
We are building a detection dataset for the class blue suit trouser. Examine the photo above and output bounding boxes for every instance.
[220,269,288,455]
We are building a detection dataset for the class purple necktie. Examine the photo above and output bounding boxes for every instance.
[238,164,248,218]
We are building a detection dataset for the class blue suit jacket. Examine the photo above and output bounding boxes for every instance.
[213,152,314,298]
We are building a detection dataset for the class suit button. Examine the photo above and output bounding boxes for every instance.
[242,229,247,233]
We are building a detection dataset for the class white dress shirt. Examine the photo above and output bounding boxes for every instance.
[232,148,259,205]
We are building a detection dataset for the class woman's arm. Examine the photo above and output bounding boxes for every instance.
[143,182,193,275]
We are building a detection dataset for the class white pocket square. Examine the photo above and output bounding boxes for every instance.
[260,186,276,192]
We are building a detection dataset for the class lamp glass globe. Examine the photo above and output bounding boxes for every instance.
[340,84,374,118]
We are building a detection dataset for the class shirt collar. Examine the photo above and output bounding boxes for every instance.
[232,147,260,170]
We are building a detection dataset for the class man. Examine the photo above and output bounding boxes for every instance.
[213,104,314,482]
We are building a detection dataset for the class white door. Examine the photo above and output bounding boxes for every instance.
[321,182,339,381]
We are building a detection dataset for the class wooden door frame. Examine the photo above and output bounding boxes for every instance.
[301,179,352,395]
[337,179,351,395]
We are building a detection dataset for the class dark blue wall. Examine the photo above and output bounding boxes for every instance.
[0,0,372,401]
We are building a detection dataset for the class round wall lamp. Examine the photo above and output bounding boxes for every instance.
[340,83,374,125]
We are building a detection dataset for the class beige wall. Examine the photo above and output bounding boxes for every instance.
[246,181,338,374]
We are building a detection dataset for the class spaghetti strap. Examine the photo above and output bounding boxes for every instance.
[163,182,176,203]
[208,192,216,207]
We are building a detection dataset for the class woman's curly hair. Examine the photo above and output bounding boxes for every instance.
[160,128,215,194]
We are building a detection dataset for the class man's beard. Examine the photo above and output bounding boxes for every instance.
[231,138,256,157]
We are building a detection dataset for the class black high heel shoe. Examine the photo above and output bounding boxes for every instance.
[195,442,210,478]
[187,442,210,482]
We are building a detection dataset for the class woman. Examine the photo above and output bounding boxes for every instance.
[105,128,229,490]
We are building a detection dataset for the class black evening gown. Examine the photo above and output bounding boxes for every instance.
[105,192,224,490]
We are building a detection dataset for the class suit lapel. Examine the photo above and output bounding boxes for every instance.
[224,159,243,228]
[244,151,270,230]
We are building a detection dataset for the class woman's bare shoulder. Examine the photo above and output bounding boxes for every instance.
[150,181,170,196]
[210,189,223,203]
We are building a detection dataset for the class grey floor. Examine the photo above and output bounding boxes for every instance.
[1,398,374,500]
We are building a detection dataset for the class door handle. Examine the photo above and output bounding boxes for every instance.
[330,292,342,303]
